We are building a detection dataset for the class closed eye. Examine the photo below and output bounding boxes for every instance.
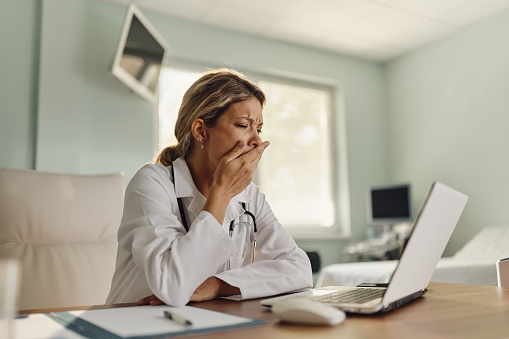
[236,124,262,134]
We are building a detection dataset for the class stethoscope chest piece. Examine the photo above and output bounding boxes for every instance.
[171,163,257,269]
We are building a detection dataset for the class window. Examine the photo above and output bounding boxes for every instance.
[158,66,338,237]
[256,80,334,229]
[158,69,201,148]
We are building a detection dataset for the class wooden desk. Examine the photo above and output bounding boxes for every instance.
[22,282,509,339]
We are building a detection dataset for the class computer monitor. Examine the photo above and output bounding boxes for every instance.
[111,4,169,102]
[367,184,412,226]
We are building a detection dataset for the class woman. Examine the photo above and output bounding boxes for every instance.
[106,69,313,307]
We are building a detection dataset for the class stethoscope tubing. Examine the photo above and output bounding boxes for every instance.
[171,163,258,268]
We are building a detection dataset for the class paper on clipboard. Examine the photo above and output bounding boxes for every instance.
[221,294,243,301]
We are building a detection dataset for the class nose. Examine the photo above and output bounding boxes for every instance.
[248,129,262,148]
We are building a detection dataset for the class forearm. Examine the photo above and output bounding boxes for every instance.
[202,186,233,225]
[219,278,241,297]
[130,212,236,306]
[189,277,241,302]
[215,257,313,300]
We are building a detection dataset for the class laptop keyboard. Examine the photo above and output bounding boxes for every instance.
[313,288,386,304]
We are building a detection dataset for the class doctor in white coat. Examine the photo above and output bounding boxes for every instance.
[106,69,313,307]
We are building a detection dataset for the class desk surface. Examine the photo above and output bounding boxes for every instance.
[22,282,509,339]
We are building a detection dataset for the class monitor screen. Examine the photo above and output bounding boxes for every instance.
[111,4,168,102]
[367,184,412,225]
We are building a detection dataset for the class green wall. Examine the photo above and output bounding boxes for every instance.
[35,0,155,176]
[0,0,41,169]
[7,0,506,271]
[385,8,509,256]
[0,0,390,271]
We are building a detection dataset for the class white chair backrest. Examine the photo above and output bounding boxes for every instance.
[0,167,124,310]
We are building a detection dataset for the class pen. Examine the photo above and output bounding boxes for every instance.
[164,310,193,326]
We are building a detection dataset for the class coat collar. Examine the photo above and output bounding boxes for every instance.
[172,157,195,198]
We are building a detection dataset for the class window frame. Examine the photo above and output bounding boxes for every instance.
[157,60,346,239]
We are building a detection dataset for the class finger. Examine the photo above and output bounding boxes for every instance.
[241,141,270,163]
[137,295,153,305]
[150,299,164,306]
[259,140,270,151]
[251,141,271,155]
[222,141,245,163]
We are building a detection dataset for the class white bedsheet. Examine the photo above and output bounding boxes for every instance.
[316,258,498,287]
[316,226,509,287]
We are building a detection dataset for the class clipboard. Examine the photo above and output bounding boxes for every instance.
[46,305,266,339]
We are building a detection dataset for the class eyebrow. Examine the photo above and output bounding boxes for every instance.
[237,116,263,126]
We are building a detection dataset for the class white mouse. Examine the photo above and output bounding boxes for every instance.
[271,298,346,326]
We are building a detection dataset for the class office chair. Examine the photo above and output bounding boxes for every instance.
[305,250,321,273]
[0,167,124,310]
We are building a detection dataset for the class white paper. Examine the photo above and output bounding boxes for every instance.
[221,294,243,301]
[69,305,257,338]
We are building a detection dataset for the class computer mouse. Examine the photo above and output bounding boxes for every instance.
[271,298,346,326]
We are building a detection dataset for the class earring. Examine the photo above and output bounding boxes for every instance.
[198,138,204,149]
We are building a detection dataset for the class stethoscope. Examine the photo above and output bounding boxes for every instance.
[171,164,258,268]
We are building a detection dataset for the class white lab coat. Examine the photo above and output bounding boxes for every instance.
[106,158,313,306]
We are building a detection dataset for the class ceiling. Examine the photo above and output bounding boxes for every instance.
[103,0,509,63]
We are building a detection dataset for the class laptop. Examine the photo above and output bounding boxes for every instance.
[261,181,468,314]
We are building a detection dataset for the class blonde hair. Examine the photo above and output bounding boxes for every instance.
[156,68,266,166]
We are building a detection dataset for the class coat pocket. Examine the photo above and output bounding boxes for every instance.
[228,249,253,270]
